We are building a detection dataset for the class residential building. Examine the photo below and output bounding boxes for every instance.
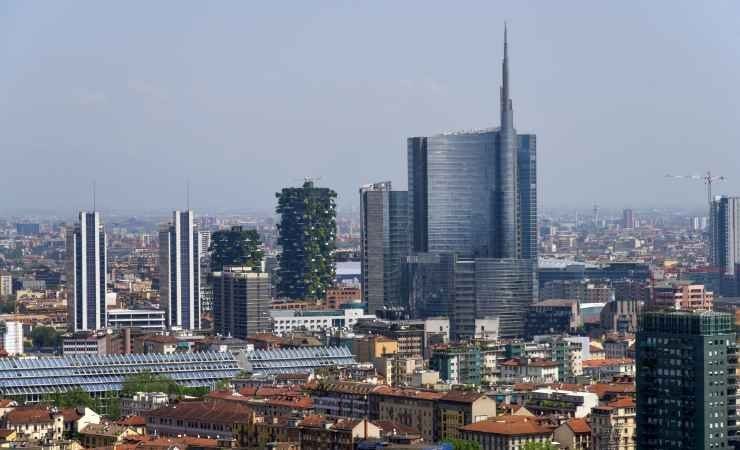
[307,381,376,419]
[275,181,337,299]
[360,181,408,315]
[213,267,271,339]
[351,336,399,363]
[369,386,444,442]
[78,423,141,448]
[298,416,380,450]
[66,211,107,331]
[552,339,583,381]
[651,281,713,311]
[4,407,64,442]
[0,275,11,297]
[499,358,559,384]
[553,418,591,450]
[429,344,482,386]
[120,391,169,416]
[582,358,635,381]
[159,210,201,330]
[591,397,636,450]
[460,415,553,450]
[437,391,496,441]
[143,401,257,442]
[636,310,736,449]
[523,388,598,419]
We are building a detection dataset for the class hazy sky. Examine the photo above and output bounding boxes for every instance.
[2,1,740,216]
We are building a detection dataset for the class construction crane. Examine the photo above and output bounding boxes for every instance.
[665,171,726,206]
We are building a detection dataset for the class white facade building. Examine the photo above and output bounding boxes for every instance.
[159,210,200,330]
[271,308,375,335]
[2,321,23,355]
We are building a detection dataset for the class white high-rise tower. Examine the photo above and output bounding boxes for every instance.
[159,210,201,329]
[67,211,107,331]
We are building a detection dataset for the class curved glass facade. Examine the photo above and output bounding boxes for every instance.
[474,258,534,338]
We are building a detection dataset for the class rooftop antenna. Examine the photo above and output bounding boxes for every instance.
[186,180,191,210]
[92,180,97,211]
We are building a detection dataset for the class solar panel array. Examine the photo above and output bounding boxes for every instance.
[0,352,240,398]
[246,346,357,375]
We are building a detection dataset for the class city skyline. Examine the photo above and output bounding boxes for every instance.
[3,2,740,214]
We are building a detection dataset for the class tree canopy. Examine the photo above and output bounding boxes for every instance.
[442,439,482,450]
[121,372,209,398]
[31,326,62,348]
[210,226,264,271]
[522,442,558,450]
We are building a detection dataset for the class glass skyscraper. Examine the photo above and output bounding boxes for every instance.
[405,27,537,338]
[360,181,408,315]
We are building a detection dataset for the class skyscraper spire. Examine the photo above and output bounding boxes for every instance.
[501,22,512,121]
[497,22,519,258]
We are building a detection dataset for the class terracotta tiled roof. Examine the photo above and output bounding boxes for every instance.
[5,407,56,424]
[60,407,83,422]
[588,383,635,400]
[461,416,551,436]
[144,401,253,425]
[116,416,146,427]
[298,415,330,428]
[372,386,444,401]
[566,418,591,434]
[441,391,488,404]
[607,397,635,408]
[238,386,258,397]
[372,420,421,437]
[306,381,377,395]
[582,358,634,368]
[527,359,559,368]
[331,419,363,431]
[80,423,136,437]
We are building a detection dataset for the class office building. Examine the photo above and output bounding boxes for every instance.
[66,211,107,332]
[212,267,271,339]
[275,180,337,299]
[106,309,166,331]
[15,223,40,236]
[198,230,213,312]
[159,210,200,330]
[636,310,736,449]
[360,181,408,315]
[711,195,740,276]
[404,28,536,336]
[622,208,635,229]
[271,307,374,335]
